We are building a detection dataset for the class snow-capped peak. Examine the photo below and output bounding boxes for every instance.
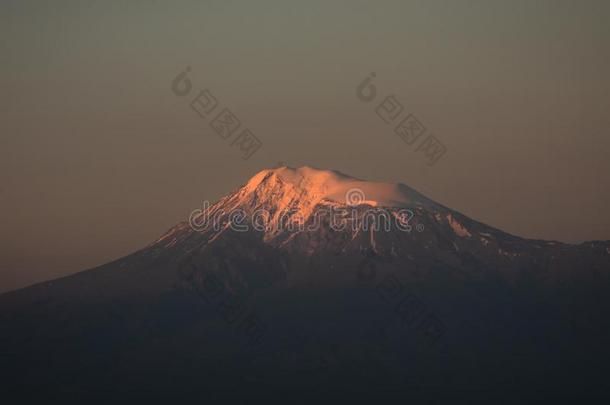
[242,166,438,210]
[185,165,454,245]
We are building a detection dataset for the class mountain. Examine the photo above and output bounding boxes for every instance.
[2,166,610,403]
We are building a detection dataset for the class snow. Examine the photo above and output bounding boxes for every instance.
[446,214,471,237]
[244,166,438,209]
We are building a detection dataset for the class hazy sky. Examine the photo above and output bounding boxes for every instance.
[2,0,609,293]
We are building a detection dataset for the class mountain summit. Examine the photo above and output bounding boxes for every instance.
[242,165,440,209]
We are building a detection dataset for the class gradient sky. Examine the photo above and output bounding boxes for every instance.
[2,0,609,293]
